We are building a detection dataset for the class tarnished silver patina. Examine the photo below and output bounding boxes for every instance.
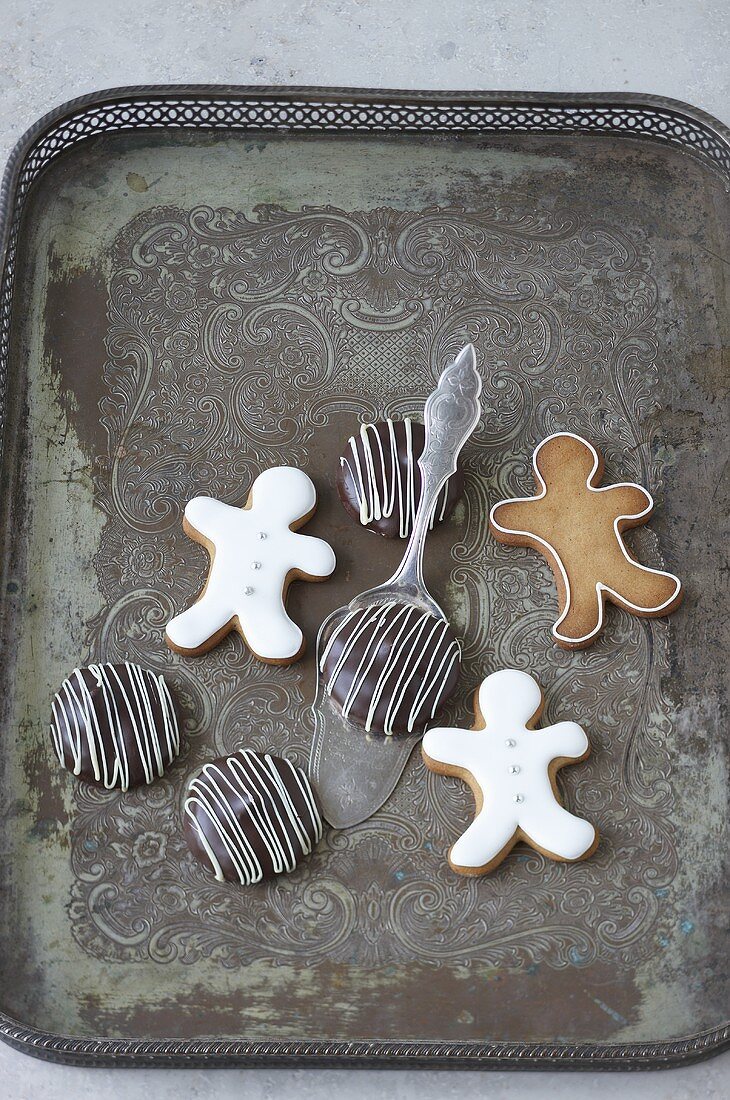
[0,86,727,1069]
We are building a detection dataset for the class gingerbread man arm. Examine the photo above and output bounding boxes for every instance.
[539,720,589,762]
[184,496,239,541]
[422,727,479,773]
[288,532,337,580]
[489,494,542,539]
[599,482,653,523]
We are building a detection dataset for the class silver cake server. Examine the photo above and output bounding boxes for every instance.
[309,344,483,828]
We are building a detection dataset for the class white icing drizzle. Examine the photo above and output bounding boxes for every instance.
[320,602,461,736]
[340,418,451,537]
[50,662,179,792]
[184,750,323,885]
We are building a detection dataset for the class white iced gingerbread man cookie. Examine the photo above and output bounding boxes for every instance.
[422,669,597,875]
[166,466,336,664]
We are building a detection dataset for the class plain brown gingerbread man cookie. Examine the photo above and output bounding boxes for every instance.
[489,432,683,649]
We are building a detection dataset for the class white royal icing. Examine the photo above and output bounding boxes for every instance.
[341,418,451,537]
[422,669,596,869]
[50,662,179,792]
[166,466,336,661]
[489,432,683,647]
[320,601,461,736]
[184,749,323,884]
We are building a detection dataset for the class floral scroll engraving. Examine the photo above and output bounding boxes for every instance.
[70,202,677,971]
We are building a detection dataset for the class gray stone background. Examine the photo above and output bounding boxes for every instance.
[1,0,727,1096]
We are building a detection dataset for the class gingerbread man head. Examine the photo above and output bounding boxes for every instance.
[476,668,542,729]
[248,466,319,527]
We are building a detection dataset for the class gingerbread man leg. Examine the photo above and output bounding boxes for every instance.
[239,594,304,663]
[603,554,682,616]
[519,802,596,861]
[167,588,233,653]
[450,809,518,873]
[555,573,603,644]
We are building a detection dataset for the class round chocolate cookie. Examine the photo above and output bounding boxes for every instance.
[337,417,465,538]
[184,749,323,885]
[50,662,180,791]
[320,601,461,736]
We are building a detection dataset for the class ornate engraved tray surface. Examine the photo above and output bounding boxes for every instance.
[0,88,727,1069]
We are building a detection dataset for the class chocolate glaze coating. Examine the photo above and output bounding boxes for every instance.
[50,662,180,791]
[320,601,461,736]
[337,418,465,538]
[184,749,323,885]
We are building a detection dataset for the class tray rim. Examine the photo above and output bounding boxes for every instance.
[0,84,727,1070]
[0,1013,728,1070]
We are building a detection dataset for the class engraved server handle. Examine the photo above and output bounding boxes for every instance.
[388,344,483,593]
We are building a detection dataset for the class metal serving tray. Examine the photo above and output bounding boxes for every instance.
[0,86,727,1069]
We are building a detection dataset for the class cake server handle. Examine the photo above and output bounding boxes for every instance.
[385,344,483,602]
